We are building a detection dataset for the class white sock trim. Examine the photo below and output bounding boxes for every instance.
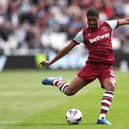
[99,114,106,119]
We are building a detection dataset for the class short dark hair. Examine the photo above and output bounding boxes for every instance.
[87,8,99,17]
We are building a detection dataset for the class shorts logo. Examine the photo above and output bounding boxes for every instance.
[110,71,115,76]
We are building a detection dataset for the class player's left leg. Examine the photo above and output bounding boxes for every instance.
[97,67,116,125]
[42,76,93,96]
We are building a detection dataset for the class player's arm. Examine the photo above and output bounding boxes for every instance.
[106,18,129,29]
[40,41,78,66]
[118,17,129,26]
[40,30,83,66]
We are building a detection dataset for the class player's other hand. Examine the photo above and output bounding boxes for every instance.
[40,61,51,66]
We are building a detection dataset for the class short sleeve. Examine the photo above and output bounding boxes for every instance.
[106,20,118,30]
[73,30,84,43]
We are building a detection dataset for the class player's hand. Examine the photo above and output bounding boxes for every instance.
[40,61,51,66]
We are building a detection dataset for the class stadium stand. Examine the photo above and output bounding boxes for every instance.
[0,0,129,69]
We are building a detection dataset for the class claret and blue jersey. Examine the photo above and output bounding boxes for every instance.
[73,20,119,64]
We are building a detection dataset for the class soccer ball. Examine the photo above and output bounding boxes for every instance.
[65,108,83,124]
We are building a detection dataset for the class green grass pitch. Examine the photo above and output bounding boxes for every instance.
[0,69,129,129]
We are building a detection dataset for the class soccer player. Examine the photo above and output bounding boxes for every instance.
[40,8,129,125]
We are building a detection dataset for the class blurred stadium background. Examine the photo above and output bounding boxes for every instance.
[0,0,129,71]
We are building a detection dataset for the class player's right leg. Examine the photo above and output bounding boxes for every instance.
[42,76,89,96]
[96,66,116,125]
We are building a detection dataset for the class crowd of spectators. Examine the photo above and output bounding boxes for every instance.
[0,0,129,55]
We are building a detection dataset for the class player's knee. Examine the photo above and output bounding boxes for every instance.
[103,78,116,91]
[65,92,75,96]
[110,79,116,89]
[109,83,116,91]
[65,88,76,96]
[105,81,116,91]
[65,91,76,96]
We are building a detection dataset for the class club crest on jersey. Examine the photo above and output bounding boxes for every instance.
[89,33,110,44]
[101,26,108,32]
[87,33,92,36]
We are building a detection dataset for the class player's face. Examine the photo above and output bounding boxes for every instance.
[87,16,99,30]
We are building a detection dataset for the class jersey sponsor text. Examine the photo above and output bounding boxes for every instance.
[89,33,110,44]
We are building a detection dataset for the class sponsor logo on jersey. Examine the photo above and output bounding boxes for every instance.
[89,33,110,44]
